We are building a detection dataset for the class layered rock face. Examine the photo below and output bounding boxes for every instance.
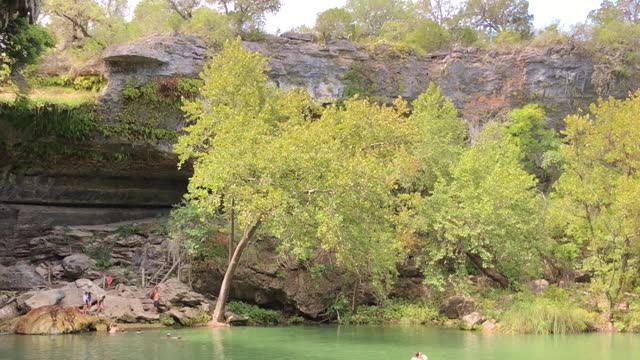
[4,33,636,247]
[101,33,637,128]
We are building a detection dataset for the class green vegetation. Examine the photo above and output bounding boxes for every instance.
[349,300,440,325]
[0,97,96,141]
[166,35,640,331]
[27,74,106,92]
[341,62,379,100]
[176,40,414,323]
[1,18,54,70]
[169,202,227,260]
[159,313,176,326]
[549,92,640,324]
[116,223,144,238]
[83,242,113,269]
[226,301,281,325]
[4,0,640,335]
[287,315,305,325]
[499,289,595,335]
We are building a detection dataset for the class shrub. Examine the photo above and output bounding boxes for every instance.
[350,300,440,325]
[405,20,452,53]
[83,242,113,269]
[316,8,355,41]
[3,18,54,67]
[450,26,480,46]
[531,24,572,48]
[495,30,523,45]
[499,291,594,335]
[159,313,176,326]
[288,315,305,325]
[116,223,143,237]
[181,7,235,50]
[226,301,281,325]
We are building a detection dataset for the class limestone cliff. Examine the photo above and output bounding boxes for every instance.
[2,33,639,316]
[103,33,637,128]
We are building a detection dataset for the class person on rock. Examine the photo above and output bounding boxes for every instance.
[96,295,106,314]
[86,292,93,313]
[82,292,90,314]
[151,286,161,313]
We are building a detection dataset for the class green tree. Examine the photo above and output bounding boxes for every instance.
[417,122,544,290]
[415,0,460,26]
[176,40,415,323]
[345,0,414,37]
[130,0,187,35]
[460,0,533,38]
[181,7,234,49]
[404,20,452,52]
[43,0,132,58]
[166,0,202,20]
[408,83,466,191]
[550,92,640,325]
[208,0,281,32]
[315,8,355,40]
[43,0,105,43]
[589,0,640,24]
[504,104,561,186]
[2,18,54,92]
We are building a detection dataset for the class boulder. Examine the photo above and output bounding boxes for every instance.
[166,307,204,326]
[62,254,96,278]
[0,263,47,290]
[158,278,206,307]
[462,312,484,327]
[24,289,65,309]
[17,279,106,312]
[224,311,249,326]
[0,301,20,322]
[14,305,103,335]
[528,279,549,294]
[439,296,477,319]
[101,295,158,322]
[482,319,497,332]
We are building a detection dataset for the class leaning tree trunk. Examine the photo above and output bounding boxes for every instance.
[210,216,262,325]
[466,252,509,288]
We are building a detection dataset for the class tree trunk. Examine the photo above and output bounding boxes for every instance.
[211,215,263,324]
[229,198,235,263]
[466,252,509,288]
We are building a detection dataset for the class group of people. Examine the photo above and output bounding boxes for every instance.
[82,291,105,315]
[80,285,161,316]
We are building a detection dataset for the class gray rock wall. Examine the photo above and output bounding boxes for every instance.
[101,33,638,128]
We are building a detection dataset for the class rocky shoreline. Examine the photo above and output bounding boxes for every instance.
[0,277,213,334]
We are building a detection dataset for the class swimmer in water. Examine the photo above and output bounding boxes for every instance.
[411,352,428,360]
[165,333,182,340]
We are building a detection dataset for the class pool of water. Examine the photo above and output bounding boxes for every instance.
[1,325,638,360]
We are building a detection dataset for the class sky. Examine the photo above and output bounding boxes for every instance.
[262,0,605,34]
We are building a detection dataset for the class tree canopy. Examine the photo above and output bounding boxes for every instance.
[176,40,416,322]
[549,92,640,321]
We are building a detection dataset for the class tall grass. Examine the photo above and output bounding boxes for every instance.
[500,295,594,335]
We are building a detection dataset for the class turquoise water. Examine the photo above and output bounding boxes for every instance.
[1,326,638,360]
